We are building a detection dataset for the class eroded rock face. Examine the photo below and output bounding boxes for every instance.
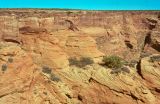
[140,55,160,88]
[0,16,20,44]
[137,55,160,104]
[0,10,160,104]
[65,35,104,59]
[0,42,37,103]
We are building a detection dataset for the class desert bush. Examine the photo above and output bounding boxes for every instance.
[1,64,7,72]
[42,66,61,82]
[69,57,94,68]
[8,57,13,63]
[42,66,52,74]
[69,57,79,66]
[103,55,124,69]
[79,57,94,67]
[50,73,61,82]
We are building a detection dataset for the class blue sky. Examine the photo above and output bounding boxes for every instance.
[0,0,160,10]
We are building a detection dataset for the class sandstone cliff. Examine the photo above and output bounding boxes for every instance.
[0,9,160,104]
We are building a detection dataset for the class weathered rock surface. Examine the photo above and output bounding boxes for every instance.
[0,10,160,104]
[140,54,160,89]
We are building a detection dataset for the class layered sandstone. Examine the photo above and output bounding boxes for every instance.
[0,9,160,104]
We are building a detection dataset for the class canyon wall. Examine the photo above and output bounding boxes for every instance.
[0,9,160,104]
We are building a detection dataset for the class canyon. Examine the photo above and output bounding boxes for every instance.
[0,9,160,104]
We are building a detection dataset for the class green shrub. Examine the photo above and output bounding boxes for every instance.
[1,64,7,72]
[103,55,124,69]
[42,66,52,74]
[69,57,94,68]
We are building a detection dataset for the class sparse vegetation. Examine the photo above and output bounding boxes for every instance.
[69,57,94,68]
[1,64,7,72]
[41,66,61,82]
[69,57,79,66]
[8,57,13,63]
[79,57,94,67]
[42,66,52,74]
[102,55,124,69]
[50,73,61,82]
[102,55,131,74]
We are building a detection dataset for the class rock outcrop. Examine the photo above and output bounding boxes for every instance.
[0,9,160,104]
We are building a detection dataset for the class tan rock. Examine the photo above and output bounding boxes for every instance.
[60,64,155,104]
[0,16,20,43]
[21,34,69,69]
[39,17,55,32]
[19,17,39,28]
[140,54,160,88]
[65,35,104,61]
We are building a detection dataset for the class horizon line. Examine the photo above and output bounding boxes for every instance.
[1,0,160,10]
[0,8,160,11]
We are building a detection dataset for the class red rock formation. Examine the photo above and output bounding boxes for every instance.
[0,9,160,104]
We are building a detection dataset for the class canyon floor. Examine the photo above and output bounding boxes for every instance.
[0,9,160,104]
